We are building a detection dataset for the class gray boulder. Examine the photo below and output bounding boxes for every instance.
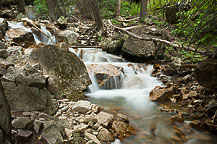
[3,82,51,112]
[29,45,91,100]
[122,26,164,62]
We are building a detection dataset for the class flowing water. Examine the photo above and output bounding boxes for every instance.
[6,21,217,144]
[71,48,217,144]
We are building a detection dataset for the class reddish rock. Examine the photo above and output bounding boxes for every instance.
[149,85,175,101]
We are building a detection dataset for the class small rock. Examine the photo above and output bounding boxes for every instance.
[12,117,31,129]
[34,120,44,133]
[17,129,33,138]
[71,100,91,114]
[65,128,73,140]
[85,132,101,144]
[97,128,114,142]
[96,111,114,127]
[73,123,88,132]
[0,41,5,49]
[0,49,8,58]
[42,121,64,144]
[149,85,175,101]
[188,91,197,97]
[170,113,184,123]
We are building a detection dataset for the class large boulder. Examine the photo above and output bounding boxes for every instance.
[195,58,217,91]
[29,45,91,100]
[0,18,8,39]
[122,26,164,62]
[2,65,56,115]
[0,80,11,144]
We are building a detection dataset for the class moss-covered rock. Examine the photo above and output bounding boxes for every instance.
[30,45,91,101]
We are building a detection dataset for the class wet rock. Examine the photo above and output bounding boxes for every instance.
[195,58,217,91]
[0,49,8,58]
[86,64,123,89]
[112,120,136,140]
[12,117,31,129]
[42,121,64,144]
[149,85,175,101]
[96,111,114,127]
[71,100,91,114]
[30,45,91,100]
[97,128,114,142]
[85,132,101,144]
[58,30,79,45]
[0,18,8,39]
[170,113,184,123]
[122,26,163,62]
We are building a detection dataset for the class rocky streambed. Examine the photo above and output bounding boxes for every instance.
[1,16,217,144]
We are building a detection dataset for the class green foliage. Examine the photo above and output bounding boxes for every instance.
[99,0,140,18]
[120,1,140,16]
[33,0,48,17]
[173,0,217,47]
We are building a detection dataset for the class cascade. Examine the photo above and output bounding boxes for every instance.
[71,48,217,144]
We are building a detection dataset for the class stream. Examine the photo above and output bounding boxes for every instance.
[7,21,217,143]
[71,48,217,144]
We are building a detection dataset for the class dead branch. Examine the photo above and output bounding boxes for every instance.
[71,45,102,49]
[107,20,212,56]
[22,18,56,44]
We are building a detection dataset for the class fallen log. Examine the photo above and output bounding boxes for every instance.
[71,45,102,49]
[22,18,56,44]
[107,20,213,57]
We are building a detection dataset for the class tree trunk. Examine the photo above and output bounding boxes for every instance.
[116,0,122,16]
[88,0,103,30]
[16,0,26,13]
[139,0,148,22]
[46,0,60,21]
[0,80,12,144]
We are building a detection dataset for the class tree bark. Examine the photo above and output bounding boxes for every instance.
[139,0,148,22]
[88,0,103,30]
[46,0,61,21]
[16,0,26,13]
[0,80,12,144]
[116,0,122,16]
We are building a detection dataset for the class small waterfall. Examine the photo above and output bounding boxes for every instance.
[71,48,217,144]
[7,21,56,45]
